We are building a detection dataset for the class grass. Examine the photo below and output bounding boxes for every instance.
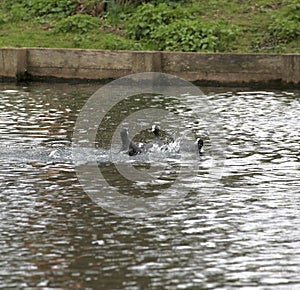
[0,20,138,50]
[0,0,299,53]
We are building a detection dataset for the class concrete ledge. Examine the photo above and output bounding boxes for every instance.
[0,48,27,79]
[0,47,299,87]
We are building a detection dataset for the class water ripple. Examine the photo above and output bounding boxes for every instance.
[0,84,300,289]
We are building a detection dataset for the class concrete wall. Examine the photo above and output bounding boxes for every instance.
[0,47,299,87]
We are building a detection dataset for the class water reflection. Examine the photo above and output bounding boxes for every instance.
[0,83,299,289]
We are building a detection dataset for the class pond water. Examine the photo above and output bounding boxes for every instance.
[0,81,299,289]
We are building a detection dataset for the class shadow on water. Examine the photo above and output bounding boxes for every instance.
[0,82,300,288]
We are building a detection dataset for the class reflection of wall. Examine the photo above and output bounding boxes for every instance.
[0,48,299,87]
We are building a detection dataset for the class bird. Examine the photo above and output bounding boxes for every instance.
[128,141,143,156]
[179,138,204,155]
[151,125,203,155]
[141,124,164,152]
[197,138,204,154]
[120,126,204,157]
[152,124,163,146]
[120,128,144,156]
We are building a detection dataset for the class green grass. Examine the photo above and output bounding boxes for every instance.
[0,0,299,53]
[0,21,139,50]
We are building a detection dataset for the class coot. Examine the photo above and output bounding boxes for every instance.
[179,138,204,155]
[120,128,144,156]
[152,124,163,146]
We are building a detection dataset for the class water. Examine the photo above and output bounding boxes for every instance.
[0,82,299,289]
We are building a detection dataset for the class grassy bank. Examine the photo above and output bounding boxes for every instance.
[0,0,299,53]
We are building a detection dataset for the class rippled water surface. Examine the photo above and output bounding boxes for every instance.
[0,82,299,289]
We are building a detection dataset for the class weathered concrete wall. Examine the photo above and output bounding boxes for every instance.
[0,48,27,78]
[0,47,299,87]
[27,48,133,79]
[162,52,291,84]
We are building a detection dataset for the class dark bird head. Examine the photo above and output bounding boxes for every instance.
[197,138,204,154]
[152,124,160,138]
